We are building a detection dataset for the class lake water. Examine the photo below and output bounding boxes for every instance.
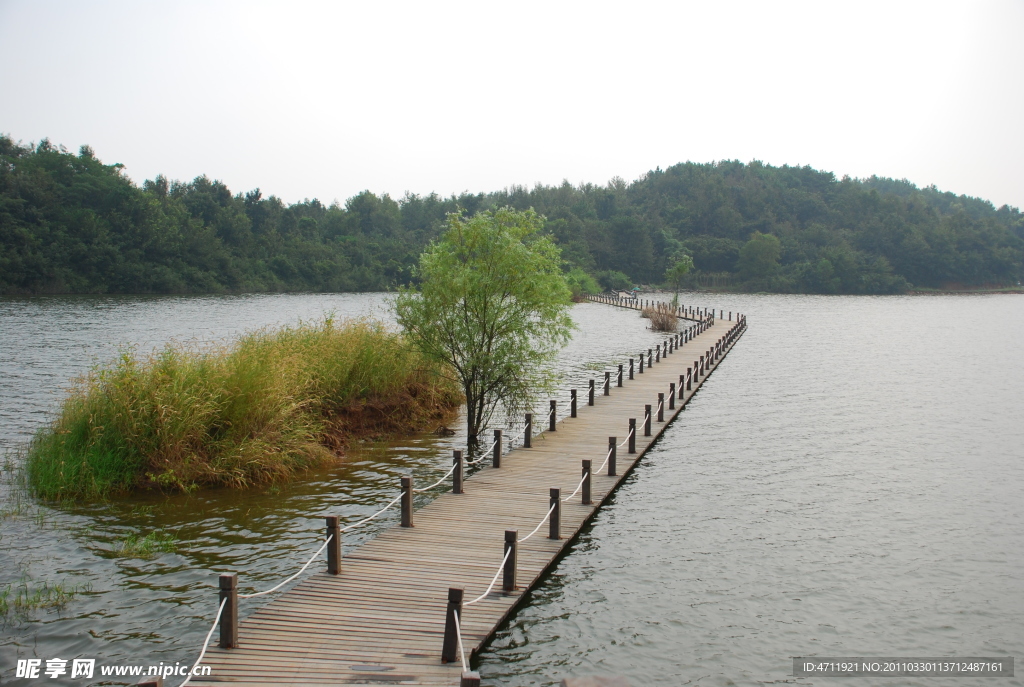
[1,293,1022,686]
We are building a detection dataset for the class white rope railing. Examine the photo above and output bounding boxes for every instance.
[562,473,587,502]
[239,534,334,599]
[465,547,512,605]
[595,445,614,474]
[413,461,459,492]
[452,608,468,672]
[178,597,227,687]
[617,427,633,448]
[465,435,500,465]
[340,492,404,532]
[518,502,557,543]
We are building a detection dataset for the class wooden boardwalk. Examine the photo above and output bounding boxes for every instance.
[192,300,746,686]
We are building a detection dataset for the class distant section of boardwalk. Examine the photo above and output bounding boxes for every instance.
[191,298,746,686]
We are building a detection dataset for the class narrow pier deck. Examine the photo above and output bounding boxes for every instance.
[192,300,745,686]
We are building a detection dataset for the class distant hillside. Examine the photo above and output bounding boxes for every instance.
[2,136,1021,295]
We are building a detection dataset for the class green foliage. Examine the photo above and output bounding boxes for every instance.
[737,232,782,283]
[565,267,600,301]
[2,136,1020,295]
[595,270,633,291]
[25,318,461,500]
[394,208,574,446]
[664,254,694,294]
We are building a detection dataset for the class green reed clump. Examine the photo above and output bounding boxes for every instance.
[26,317,461,500]
[0,579,91,616]
[112,530,177,559]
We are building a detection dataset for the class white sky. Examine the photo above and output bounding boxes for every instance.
[1,0,1022,209]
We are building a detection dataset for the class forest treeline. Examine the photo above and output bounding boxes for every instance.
[2,135,1022,296]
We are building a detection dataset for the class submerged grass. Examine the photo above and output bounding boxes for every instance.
[26,317,461,500]
[0,579,91,616]
[112,530,177,559]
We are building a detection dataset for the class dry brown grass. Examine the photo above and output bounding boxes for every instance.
[641,304,679,332]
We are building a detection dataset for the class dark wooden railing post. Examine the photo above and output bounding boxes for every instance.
[628,419,636,453]
[657,393,665,422]
[648,348,653,368]
[453,450,463,494]
[524,414,532,448]
[581,460,592,504]
[604,371,610,395]
[219,573,238,648]
[570,389,577,418]
[688,366,693,390]
[729,311,732,321]
[326,516,341,575]
[493,429,502,468]
[549,489,561,539]
[607,436,617,476]
[644,405,652,436]
[441,587,463,663]
[588,379,595,406]
[678,374,685,398]
[669,383,676,410]
[401,476,413,527]
[655,345,660,363]
[638,353,644,374]
[549,400,557,431]
[503,530,517,592]
[629,358,634,380]
[461,671,481,687]
[617,364,623,387]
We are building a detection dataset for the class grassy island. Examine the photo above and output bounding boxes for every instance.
[26,317,461,500]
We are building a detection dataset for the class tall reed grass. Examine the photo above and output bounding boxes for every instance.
[641,304,679,332]
[26,317,461,500]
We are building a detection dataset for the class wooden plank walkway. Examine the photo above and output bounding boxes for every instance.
[191,300,746,686]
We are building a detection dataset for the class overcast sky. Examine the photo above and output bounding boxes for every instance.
[2,0,1021,209]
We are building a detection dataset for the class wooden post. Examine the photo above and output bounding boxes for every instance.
[608,436,617,476]
[549,488,561,539]
[401,476,413,527]
[603,371,610,396]
[503,530,517,592]
[581,460,592,505]
[219,573,238,648]
[461,672,481,687]
[657,393,665,422]
[137,678,163,687]
[729,311,732,320]
[644,405,652,436]
[617,364,623,387]
[588,379,595,405]
[570,389,577,418]
[655,345,660,363]
[441,587,463,663]
[629,358,634,380]
[687,366,693,390]
[648,348,653,368]
[628,419,636,453]
[453,450,463,494]
[638,354,644,374]
[549,400,557,431]
[326,515,341,575]
[678,374,685,398]
[669,383,676,410]
[524,413,532,448]
[493,429,502,468]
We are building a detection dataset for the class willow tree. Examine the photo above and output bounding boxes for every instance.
[394,207,574,449]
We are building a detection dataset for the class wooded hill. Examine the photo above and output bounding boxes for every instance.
[2,136,1021,295]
